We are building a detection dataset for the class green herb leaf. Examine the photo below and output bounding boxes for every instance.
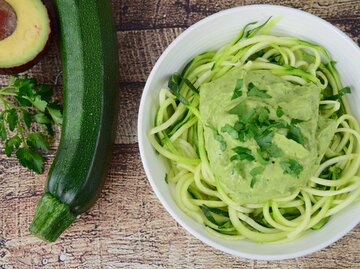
[290,118,303,125]
[247,83,271,98]
[276,106,284,118]
[34,113,51,124]
[7,109,18,131]
[16,147,45,174]
[242,108,257,124]
[287,125,305,145]
[232,146,255,161]
[5,135,21,157]
[280,159,303,178]
[231,79,243,100]
[257,107,270,123]
[164,173,169,184]
[250,166,265,177]
[250,177,256,188]
[327,87,351,101]
[228,102,246,115]
[32,95,48,112]
[47,106,63,125]
[37,84,53,102]
[22,110,32,129]
[0,122,7,141]
[209,126,227,151]
[27,132,49,151]
[221,124,238,140]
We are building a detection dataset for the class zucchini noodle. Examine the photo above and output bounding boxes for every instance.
[149,18,360,243]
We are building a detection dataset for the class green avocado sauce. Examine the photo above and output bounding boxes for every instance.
[200,69,337,204]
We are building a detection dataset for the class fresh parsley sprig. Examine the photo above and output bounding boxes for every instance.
[0,75,63,174]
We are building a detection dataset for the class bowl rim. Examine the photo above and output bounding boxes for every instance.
[138,4,360,260]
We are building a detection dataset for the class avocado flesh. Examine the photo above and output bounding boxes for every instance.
[0,0,50,71]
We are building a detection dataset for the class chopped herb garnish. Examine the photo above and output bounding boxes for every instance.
[287,125,305,145]
[290,118,304,125]
[231,79,243,100]
[228,101,246,115]
[221,124,238,140]
[255,129,283,159]
[232,146,255,161]
[168,74,189,105]
[247,83,272,98]
[242,108,257,123]
[250,166,265,177]
[276,106,284,118]
[250,177,257,188]
[165,173,169,184]
[249,166,265,188]
[208,126,227,151]
[257,107,270,123]
[327,86,351,101]
[280,159,303,178]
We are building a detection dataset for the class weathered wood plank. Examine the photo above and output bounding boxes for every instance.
[0,145,359,268]
[116,0,360,30]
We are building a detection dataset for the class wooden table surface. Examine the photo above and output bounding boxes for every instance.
[1,0,360,268]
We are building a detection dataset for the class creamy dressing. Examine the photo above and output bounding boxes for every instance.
[200,70,336,204]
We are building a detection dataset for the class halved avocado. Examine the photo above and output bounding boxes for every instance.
[0,0,51,74]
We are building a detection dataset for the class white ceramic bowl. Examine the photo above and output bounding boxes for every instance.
[138,5,360,260]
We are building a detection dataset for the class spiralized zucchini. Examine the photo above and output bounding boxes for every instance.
[149,18,360,243]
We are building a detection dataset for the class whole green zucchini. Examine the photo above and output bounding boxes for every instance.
[29,0,119,242]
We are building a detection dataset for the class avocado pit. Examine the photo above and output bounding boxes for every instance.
[0,0,16,40]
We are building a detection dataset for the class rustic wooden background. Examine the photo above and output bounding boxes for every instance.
[1,0,360,268]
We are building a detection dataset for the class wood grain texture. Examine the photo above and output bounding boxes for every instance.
[0,0,360,268]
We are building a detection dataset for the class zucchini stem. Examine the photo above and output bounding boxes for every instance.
[29,192,77,242]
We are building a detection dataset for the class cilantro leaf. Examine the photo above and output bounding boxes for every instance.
[34,112,51,124]
[32,95,48,112]
[250,166,265,177]
[221,124,238,140]
[327,87,351,101]
[37,84,53,102]
[276,106,284,118]
[280,159,303,178]
[231,79,243,100]
[47,106,63,125]
[232,146,255,161]
[7,109,18,131]
[249,166,265,188]
[287,125,305,145]
[16,147,45,174]
[5,135,21,157]
[0,75,62,173]
[290,118,303,125]
[27,132,49,151]
[228,102,246,115]
[22,110,32,129]
[247,83,271,98]
[208,126,226,151]
[0,122,7,141]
